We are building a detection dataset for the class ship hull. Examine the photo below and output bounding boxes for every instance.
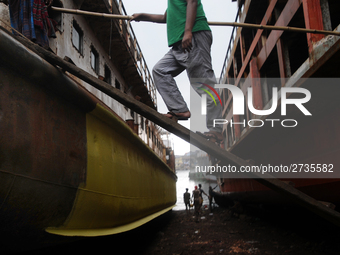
[215,178,340,207]
[214,81,340,207]
[0,28,176,252]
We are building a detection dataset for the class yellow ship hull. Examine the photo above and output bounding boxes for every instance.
[47,104,177,236]
[0,27,176,251]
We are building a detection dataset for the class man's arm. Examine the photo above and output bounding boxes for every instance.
[201,189,208,197]
[131,11,167,24]
[182,0,198,52]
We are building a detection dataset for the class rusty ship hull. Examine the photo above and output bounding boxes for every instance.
[215,0,340,208]
[0,27,176,252]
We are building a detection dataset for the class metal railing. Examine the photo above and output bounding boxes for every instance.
[113,0,157,107]
[219,10,240,84]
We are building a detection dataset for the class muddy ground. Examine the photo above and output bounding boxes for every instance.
[139,206,340,255]
[24,204,340,255]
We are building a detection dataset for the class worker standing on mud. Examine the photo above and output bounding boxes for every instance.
[192,186,200,221]
[183,188,191,211]
[208,185,218,212]
[131,0,223,143]
[198,183,208,208]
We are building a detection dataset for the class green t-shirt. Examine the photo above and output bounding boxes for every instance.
[167,0,211,46]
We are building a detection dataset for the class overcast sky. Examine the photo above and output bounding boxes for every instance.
[122,0,238,155]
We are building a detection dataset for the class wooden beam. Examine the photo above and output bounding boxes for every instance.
[239,32,246,64]
[233,115,242,139]
[276,38,287,85]
[51,6,340,36]
[257,0,301,70]
[235,0,279,84]
[250,58,263,111]
[3,27,340,226]
[302,0,325,52]
[51,6,133,20]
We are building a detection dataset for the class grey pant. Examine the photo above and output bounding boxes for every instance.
[153,30,222,132]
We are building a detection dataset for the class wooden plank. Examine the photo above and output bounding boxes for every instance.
[3,27,340,226]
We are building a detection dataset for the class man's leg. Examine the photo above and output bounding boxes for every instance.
[186,31,223,133]
[152,49,188,114]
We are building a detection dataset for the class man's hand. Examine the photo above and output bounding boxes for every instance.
[183,0,197,53]
[45,0,53,7]
[182,31,193,52]
[131,13,143,22]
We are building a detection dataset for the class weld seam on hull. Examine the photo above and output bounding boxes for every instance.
[77,187,153,199]
[0,170,78,190]
[0,175,16,210]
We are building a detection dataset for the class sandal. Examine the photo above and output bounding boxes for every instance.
[196,131,224,144]
[164,111,190,121]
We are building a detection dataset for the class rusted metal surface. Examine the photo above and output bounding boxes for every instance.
[307,37,340,77]
[0,26,178,251]
[0,67,84,252]
[214,0,340,226]
[0,1,173,251]
[126,119,137,134]
[0,52,88,188]
[0,28,94,252]
[302,0,325,52]
[218,178,340,206]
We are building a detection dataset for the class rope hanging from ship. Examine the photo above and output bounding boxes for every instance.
[51,6,340,37]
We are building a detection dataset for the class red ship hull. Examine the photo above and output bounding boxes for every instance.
[215,0,340,209]
[216,178,340,207]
